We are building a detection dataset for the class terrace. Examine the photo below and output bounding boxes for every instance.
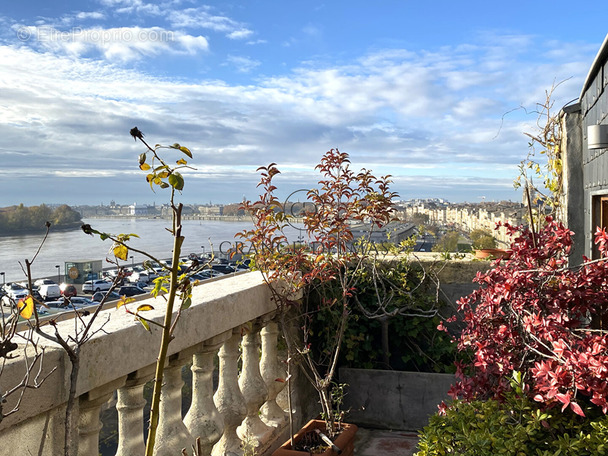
[1,255,482,455]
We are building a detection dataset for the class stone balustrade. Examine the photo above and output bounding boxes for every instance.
[0,272,295,456]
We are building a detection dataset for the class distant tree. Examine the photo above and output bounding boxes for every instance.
[433,230,460,252]
[470,228,497,250]
[52,205,81,225]
[222,203,244,216]
[0,204,82,235]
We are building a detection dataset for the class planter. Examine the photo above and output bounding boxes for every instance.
[474,248,512,259]
[272,419,358,456]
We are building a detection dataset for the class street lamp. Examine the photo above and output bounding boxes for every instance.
[130,255,134,266]
[201,245,205,257]
[55,265,60,284]
[0,272,4,285]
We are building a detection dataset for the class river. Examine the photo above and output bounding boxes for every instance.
[0,218,305,283]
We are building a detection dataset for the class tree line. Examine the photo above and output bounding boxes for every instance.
[0,204,82,236]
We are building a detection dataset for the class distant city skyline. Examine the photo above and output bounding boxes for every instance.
[0,1,605,206]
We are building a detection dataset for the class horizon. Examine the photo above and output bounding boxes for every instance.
[0,1,605,205]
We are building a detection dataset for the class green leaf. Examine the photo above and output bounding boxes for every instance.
[138,152,146,165]
[137,316,151,332]
[181,296,192,310]
[168,172,184,191]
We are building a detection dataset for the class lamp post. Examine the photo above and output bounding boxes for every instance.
[55,265,60,284]
[130,255,134,267]
[201,245,205,257]
[0,272,4,285]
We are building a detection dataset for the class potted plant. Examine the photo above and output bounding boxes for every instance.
[239,149,397,454]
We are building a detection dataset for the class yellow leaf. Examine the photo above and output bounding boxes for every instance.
[137,304,154,312]
[179,146,193,158]
[176,158,187,165]
[113,244,128,260]
[116,296,135,309]
[139,163,151,171]
[19,296,34,319]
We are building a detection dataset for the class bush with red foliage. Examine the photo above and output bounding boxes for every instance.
[444,217,608,416]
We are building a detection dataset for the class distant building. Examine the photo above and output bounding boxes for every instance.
[350,221,417,244]
[129,203,149,216]
[198,205,224,216]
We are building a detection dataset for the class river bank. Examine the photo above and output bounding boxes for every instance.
[0,221,82,237]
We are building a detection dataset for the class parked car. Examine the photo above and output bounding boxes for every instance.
[39,284,61,301]
[92,291,121,303]
[82,279,112,294]
[2,283,28,306]
[46,296,94,309]
[129,271,151,284]
[34,278,56,288]
[211,264,235,274]
[117,285,147,297]
[60,283,78,297]
[191,270,223,281]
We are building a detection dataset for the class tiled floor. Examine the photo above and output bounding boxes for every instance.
[355,428,420,455]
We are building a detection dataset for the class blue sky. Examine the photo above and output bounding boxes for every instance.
[0,1,605,206]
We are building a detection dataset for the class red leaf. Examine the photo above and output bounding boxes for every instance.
[570,401,585,417]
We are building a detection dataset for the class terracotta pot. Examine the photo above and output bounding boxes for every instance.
[272,419,358,456]
[474,248,512,259]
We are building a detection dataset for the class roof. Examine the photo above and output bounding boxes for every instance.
[580,33,608,100]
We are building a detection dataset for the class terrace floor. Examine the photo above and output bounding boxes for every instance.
[355,428,420,455]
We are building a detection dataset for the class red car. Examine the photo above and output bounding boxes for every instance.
[60,283,77,298]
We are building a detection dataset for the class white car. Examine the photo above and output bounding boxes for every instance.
[46,296,94,309]
[2,283,28,306]
[34,278,56,288]
[39,284,61,301]
[82,279,112,294]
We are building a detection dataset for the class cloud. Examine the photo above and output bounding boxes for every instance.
[0,31,598,205]
[166,6,254,39]
[225,55,261,73]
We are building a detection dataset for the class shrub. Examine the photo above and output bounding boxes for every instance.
[416,387,608,456]
[444,217,608,416]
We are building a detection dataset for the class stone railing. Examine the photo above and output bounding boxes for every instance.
[0,272,295,456]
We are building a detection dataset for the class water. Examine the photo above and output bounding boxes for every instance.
[0,218,305,283]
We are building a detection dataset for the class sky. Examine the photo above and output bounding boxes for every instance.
[0,1,606,207]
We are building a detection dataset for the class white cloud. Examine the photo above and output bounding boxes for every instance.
[0,31,598,205]
[226,55,261,73]
[228,29,254,40]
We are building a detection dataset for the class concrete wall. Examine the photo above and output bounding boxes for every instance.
[339,368,454,431]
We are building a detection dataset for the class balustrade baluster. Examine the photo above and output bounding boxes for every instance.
[78,378,126,456]
[153,356,195,456]
[115,366,155,456]
[237,320,272,446]
[212,328,247,456]
[184,332,230,456]
[259,321,287,427]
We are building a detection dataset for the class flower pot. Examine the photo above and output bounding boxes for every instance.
[475,248,511,259]
[272,419,358,456]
